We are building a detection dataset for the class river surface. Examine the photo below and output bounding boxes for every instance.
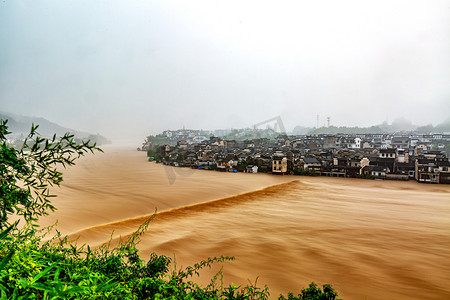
[41,147,450,299]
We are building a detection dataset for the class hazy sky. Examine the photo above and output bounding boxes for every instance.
[1,0,449,142]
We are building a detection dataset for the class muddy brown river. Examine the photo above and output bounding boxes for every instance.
[40,147,450,299]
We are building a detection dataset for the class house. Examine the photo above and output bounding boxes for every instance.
[162,145,171,153]
[323,135,336,149]
[391,137,410,149]
[373,148,396,173]
[424,151,445,159]
[177,140,188,150]
[396,149,408,163]
[192,136,208,143]
[244,140,255,148]
[342,157,361,177]
[349,138,361,149]
[272,153,288,174]
[396,161,415,178]
[246,165,258,173]
[415,144,428,156]
[362,165,387,178]
[379,148,396,159]
[185,153,197,164]
[362,141,372,149]
[437,160,450,184]
[225,140,237,148]
[302,157,321,171]
[276,135,289,145]
[415,158,439,183]
[306,141,319,150]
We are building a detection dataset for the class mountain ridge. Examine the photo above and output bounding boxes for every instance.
[0,111,111,145]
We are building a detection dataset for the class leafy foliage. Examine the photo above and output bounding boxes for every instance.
[278,282,341,300]
[0,119,102,229]
[0,220,265,299]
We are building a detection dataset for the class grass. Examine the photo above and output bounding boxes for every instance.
[0,218,341,299]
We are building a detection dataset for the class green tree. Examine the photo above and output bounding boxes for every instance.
[0,119,102,229]
[278,282,341,300]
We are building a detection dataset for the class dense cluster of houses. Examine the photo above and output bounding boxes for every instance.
[141,132,450,184]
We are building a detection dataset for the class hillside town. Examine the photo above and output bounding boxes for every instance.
[140,129,450,184]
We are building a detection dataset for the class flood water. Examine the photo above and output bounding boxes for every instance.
[41,147,450,299]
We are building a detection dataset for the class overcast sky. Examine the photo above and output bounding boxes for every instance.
[1,0,449,142]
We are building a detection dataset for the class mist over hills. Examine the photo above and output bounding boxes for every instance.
[292,117,450,135]
[0,112,111,145]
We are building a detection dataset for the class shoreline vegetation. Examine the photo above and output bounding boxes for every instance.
[0,121,343,298]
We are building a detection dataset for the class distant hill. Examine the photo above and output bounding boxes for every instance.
[435,119,450,132]
[292,118,450,135]
[0,112,111,145]
[418,119,450,133]
[306,125,385,135]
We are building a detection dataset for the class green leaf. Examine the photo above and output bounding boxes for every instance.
[29,282,52,292]
[0,221,18,240]
[0,249,15,271]
[30,262,58,284]
[53,266,61,281]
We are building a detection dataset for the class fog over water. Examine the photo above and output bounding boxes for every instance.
[40,149,450,300]
[1,1,449,143]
